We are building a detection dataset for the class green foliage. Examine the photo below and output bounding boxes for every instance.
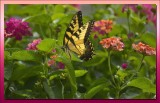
[127,77,156,93]
[37,39,57,52]
[4,4,156,99]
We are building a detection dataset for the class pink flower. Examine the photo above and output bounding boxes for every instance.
[132,42,156,56]
[100,37,124,51]
[93,20,113,35]
[26,39,41,50]
[121,63,128,69]
[5,18,32,40]
[47,60,55,67]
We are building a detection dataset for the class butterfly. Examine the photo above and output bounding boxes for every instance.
[63,11,94,61]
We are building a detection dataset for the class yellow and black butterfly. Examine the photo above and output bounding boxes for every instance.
[63,11,94,61]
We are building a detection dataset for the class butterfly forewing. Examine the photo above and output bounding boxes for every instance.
[64,11,83,46]
[63,11,94,61]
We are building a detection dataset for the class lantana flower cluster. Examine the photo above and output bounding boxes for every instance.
[132,42,156,56]
[26,38,65,69]
[26,39,42,50]
[47,54,65,69]
[100,37,124,51]
[93,20,113,36]
[5,18,32,40]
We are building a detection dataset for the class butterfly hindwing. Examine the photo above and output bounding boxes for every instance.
[63,11,94,61]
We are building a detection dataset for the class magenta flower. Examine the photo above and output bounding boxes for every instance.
[26,39,41,50]
[5,18,32,40]
[57,62,65,69]
[121,63,128,69]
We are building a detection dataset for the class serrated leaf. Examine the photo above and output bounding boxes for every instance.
[37,39,57,52]
[12,50,41,61]
[127,77,156,93]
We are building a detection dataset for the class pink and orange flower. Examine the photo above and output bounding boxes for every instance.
[132,42,156,56]
[100,37,124,51]
[93,20,113,35]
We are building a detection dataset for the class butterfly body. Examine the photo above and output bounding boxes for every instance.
[63,11,94,61]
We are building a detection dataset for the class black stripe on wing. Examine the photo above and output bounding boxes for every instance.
[63,11,83,47]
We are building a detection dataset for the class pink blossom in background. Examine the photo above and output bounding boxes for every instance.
[71,4,80,9]
[26,38,41,50]
[5,18,32,40]
[47,60,55,67]
[93,20,113,36]
[122,4,137,13]
[122,4,157,26]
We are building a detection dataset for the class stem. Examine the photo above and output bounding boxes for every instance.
[59,79,64,99]
[115,89,120,99]
[127,5,131,34]
[121,55,145,90]
[108,51,116,86]
[4,38,12,46]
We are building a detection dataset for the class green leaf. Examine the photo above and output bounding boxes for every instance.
[53,5,65,14]
[13,89,33,98]
[75,70,88,77]
[37,39,57,52]
[4,61,13,80]
[26,14,51,24]
[48,70,66,80]
[127,77,156,93]
[84,83,108,99]
[11,62,43,81]
[42,79,55,99]
[141,33,156,48]
[4,51,11,60]
[116,69,128,81]
[12,50,42,61]
[51,13,65,21]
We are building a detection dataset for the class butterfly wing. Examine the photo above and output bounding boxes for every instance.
[63,11,94,61]
[63,11,83,47]
[67,21,94,61]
